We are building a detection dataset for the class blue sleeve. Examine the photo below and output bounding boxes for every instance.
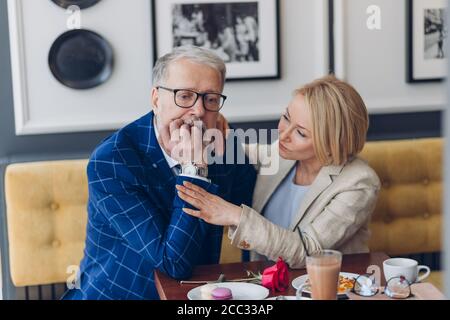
[88,160,219,280]
[230,162,257,208]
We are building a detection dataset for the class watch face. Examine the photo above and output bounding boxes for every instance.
[184,165,197,176]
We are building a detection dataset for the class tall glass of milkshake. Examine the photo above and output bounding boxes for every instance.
[297,250,342,300]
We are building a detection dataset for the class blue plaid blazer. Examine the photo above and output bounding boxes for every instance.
[62,111,256,300]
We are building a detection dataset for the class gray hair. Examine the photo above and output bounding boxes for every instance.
[152,46,227,88]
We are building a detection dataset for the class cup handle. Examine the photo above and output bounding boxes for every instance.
[417,265,431,282]
[296,283,312,300]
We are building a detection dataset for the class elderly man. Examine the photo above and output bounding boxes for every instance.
[63,46,256,300]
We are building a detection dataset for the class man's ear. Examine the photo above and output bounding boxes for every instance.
[151,87,159,114]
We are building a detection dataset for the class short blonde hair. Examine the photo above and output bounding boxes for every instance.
[295,75,369,166]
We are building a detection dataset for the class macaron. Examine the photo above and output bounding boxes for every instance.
[200,284,218,300]
[211,287,233,300]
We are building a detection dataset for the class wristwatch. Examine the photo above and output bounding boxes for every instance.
[181,163,209,179]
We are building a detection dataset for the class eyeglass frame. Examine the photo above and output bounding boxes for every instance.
[351,271,380,297]
[383,276,413,299]
[352,272,413,299]
[156,86,227,112]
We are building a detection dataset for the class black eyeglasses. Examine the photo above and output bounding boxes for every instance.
[157,86,227,112]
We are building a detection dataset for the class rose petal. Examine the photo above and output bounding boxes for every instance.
[262,273,275,290]
[261,257,290,292]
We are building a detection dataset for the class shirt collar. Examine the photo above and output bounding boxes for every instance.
[153,117,180,169]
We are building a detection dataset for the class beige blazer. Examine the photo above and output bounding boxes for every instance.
[228,142,381,268]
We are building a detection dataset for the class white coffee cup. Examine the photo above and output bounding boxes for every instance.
[383,258,431,284]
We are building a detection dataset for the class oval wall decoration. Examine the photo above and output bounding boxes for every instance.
[48,29,114,90]
[50,0,101,10]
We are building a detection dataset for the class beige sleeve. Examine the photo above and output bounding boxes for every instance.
[228,186,378,269]
[301,187,379,249]
[228,205,320,268]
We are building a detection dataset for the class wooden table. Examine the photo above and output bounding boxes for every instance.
[155,252,390,300]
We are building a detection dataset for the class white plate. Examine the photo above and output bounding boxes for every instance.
[266,296,297,300]
[187,282,270,300]
[292,272,359,293]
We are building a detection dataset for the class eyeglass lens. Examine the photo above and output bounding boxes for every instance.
[175,90,224,111]
[384,276,411,299]
[353,273,379,297]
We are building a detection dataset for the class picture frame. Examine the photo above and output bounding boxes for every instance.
[407,0,447,83]
[331,0,347,80]
[151,0,280,81]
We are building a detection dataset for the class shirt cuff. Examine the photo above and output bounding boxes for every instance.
[179,173,210,183]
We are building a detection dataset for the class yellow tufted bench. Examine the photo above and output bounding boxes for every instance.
[5,160,89,287]
[360,138,443,290]
[4,160,240,287]
[4,138,443,291]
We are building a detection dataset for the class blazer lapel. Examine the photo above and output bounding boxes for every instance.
[253,156,296,213]
[137,111,175,184]
[289,164,345,230]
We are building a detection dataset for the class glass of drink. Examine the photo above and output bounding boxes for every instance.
[296,250,342,300]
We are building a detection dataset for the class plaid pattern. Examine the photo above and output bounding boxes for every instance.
[62,112,256,300]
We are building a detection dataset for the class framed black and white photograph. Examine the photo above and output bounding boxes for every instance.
[151,0,280,81]
[408,0,448,82]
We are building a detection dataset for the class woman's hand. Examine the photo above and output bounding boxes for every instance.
[176,181,242,226]
[216,112,230,138]
[211,112,229,158]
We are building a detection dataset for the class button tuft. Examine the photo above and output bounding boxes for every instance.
[52,240,61,248]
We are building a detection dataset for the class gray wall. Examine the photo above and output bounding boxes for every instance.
[341,0,446,113]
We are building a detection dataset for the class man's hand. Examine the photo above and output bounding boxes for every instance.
[157,114,230,166]
[157,118,184,158]
[158,117,207,166]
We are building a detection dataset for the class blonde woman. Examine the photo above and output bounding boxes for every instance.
[176,75,381,268]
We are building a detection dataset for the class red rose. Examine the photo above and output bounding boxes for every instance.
[261,257,289,292]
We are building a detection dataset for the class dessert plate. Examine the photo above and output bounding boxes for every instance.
[292,272,359,294]
[187,282,269,300]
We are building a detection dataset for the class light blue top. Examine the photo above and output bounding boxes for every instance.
[263,166,310,230]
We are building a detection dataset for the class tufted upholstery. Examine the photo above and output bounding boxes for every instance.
[4,138,443,289]
[4,160,240,287]
[359,138,442,256]
[5,160,89,287]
